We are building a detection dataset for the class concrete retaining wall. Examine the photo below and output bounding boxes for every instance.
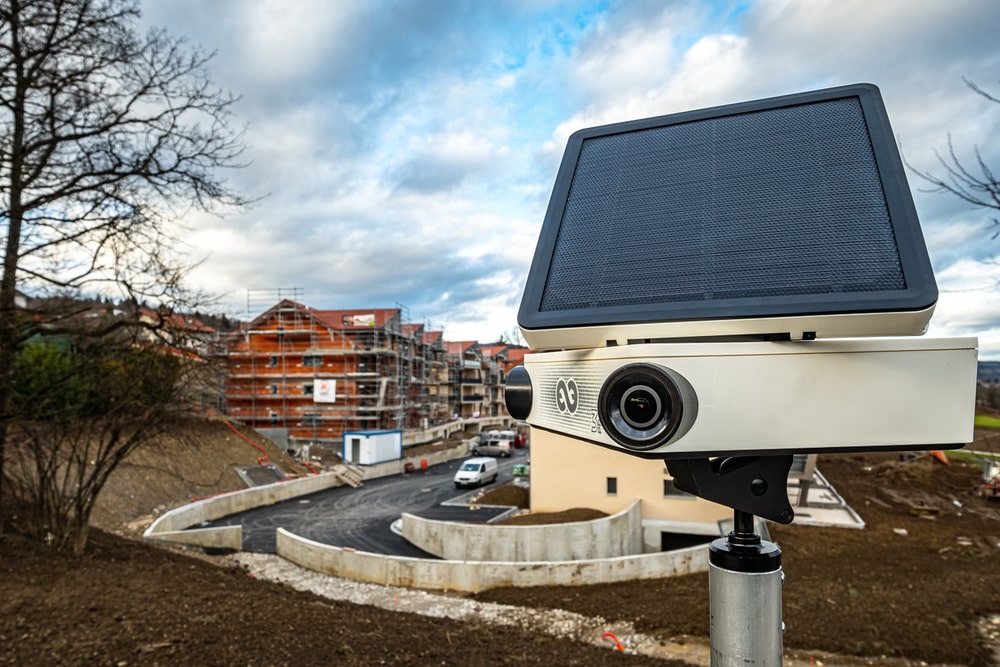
[402,500,644,561]
[146,525,244,551]
[276,527,709,593]
[143,439,476,549]
[363,442,472,479]
[143,471,348,549]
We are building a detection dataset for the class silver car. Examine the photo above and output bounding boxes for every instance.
[472,430,515,457]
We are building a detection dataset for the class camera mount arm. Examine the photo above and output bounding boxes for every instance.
[665,455,795,524]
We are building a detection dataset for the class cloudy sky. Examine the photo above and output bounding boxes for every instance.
[141,0,1000,356]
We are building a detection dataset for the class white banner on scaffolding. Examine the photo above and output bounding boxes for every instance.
[350,314,375,327]
[313,379,337,403]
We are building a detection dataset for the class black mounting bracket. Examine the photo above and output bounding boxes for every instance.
[665,455,795,524]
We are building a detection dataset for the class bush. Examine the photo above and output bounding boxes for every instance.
[5,340,188,554]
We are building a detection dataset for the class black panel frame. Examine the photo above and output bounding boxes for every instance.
[517,83,937,338]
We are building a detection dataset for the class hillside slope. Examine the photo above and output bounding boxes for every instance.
[90,416,308,535]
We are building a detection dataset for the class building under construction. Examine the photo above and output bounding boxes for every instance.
[223,299,513,450]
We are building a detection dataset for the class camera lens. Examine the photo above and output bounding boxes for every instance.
[620,386,662,429]
[598,363,688,451]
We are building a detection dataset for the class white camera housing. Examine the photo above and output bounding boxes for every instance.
[506,337,977,459]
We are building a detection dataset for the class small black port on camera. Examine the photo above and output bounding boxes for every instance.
[599,363,686,451]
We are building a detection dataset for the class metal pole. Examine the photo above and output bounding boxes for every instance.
[708,510,784,666]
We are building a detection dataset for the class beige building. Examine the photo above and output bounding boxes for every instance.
[529,429,733,551]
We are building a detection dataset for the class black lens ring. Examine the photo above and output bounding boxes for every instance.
[599,363,683,451]
[620,385,662,429]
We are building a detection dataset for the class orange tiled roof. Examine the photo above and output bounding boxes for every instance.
[445,340,478,354]
[479,344,508,358]
[506,348,530,366]
[137,307,216,334]
[401,322,424,337]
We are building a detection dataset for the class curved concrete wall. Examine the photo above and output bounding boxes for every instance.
[402,500,644,561]
[144,437,710,592]
[143,441,475,549]
[143,471,348,549]
[277,527,708,593]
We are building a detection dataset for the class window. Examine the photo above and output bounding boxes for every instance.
[302,355,322,367]
[269,385,277,395]
[664,479,694,498]
[303,384,314,395]
[268,356,278,367]
[302,413,321,426]
[606,477,617,495]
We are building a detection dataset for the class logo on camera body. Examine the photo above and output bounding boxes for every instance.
[555,378,579,415]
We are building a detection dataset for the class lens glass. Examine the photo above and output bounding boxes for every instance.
[598,363,690,451]
[621,386,662,429]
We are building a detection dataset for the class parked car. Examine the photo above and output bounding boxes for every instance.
[473,430,514,457]
[453,457,498,488]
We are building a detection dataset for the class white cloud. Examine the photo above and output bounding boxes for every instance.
[236,1,358,84]
[928,258,1000,357]
[142,0,1000,354]
[572,16,679,101]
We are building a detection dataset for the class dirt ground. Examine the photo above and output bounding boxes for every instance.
[480,450,1000,666]
[2,417,1000,666]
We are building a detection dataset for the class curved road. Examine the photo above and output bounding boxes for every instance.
[205,448,529,557]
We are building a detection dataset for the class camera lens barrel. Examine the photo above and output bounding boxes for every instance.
[504,365,533,420]
[599,363,690,451]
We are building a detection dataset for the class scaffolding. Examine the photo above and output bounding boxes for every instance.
[224,292,454,450]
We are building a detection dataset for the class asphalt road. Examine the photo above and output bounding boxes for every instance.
[205,448,529,557]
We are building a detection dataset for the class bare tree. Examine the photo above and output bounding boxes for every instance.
[0,0,250,528]
[909,78,1000,233]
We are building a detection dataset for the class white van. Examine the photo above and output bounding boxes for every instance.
[453,457,498,489]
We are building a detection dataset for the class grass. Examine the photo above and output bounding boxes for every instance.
[948,448,997,465]
[975,414,1000,429]
[934,414,1000,467]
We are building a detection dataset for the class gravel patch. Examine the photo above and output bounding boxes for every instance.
[231,552,706,663]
